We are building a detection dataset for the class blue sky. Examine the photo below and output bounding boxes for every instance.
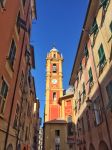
[31,0,89,125]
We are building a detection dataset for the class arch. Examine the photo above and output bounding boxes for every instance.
[89,143,95,150]
[99,141,109,150]
[83,146,86,150]
[7,144,13,150]
[23,147,26,150]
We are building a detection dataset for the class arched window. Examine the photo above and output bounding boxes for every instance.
[99,141,109,150]
[7,144,13,150]
[53,92,56,101]
[52,64,57,73]
[53,54,56,58]
[89,143,95,150]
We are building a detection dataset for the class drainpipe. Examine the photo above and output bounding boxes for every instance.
[4,1,30,149]
[83,28,112,148]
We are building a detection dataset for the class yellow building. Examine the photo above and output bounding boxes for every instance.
[69,0,112,149]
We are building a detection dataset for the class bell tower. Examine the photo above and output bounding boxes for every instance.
[45,47,63,122]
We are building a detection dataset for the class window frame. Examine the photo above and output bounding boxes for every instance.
[0,79,8,114]
[7,39,16,69]
[52,64,57,73]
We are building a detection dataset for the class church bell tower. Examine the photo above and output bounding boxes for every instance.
[45,47,63,122]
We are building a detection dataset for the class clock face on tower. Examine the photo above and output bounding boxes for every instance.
[52,79,57,84]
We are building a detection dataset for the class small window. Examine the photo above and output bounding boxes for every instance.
[110,21,112,33]
[0,79,8,114]
[84,44,89,58]
[52,64,57,73]
[93,97,102,125]
[53,92,56,101]
[88,67,93,83]
[0,0,6,10]
[79,62,82,72]
[16,12,20,34]
[98,44,106,73]
[90,18,98,35]
[22,0,26,7]
[8,39,16,68]
[82,83,86,98]
[55,130,60,150]
[100,0,109,9]
[53,54,56,58]
[55,130,60,137]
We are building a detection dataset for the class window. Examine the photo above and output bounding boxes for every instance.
[53,92,56,101]
[16,12,20,34]
[55,130,60,137]
[110,21,112,33]
[53,54,56,58]
[93,97,102,125]
[52,64,57,73]
[8,39,16,68]
[100,0,109,10]
[0,0,6,10]
[22,0,26,7]
[90,18,98,35]
[0,79,8,114]
[67,116,73,136]
[13,104,19,129]
[79,62,82,74]
[90,18,98,46]
[55,130,60,150]
[106,81,112,110]
[84,44,89,59]
[98,44,106,70]
[82,83,86,100]
[88,67,93,84]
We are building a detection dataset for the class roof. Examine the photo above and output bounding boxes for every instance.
[50,47,59,52]
[59,93,74,100]
[44,119,67,124]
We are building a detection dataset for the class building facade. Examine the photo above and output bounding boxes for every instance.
[38,127,43,150]
[69,0,112,149]
[0,0,38,150]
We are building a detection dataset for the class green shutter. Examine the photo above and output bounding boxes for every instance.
[90,19,98,35]
[98,44,106,66]
[110,21,112,33]
[84,44,89,58]
[83,83,86,95]
[100,0,109,9]
[89,68,93,83]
